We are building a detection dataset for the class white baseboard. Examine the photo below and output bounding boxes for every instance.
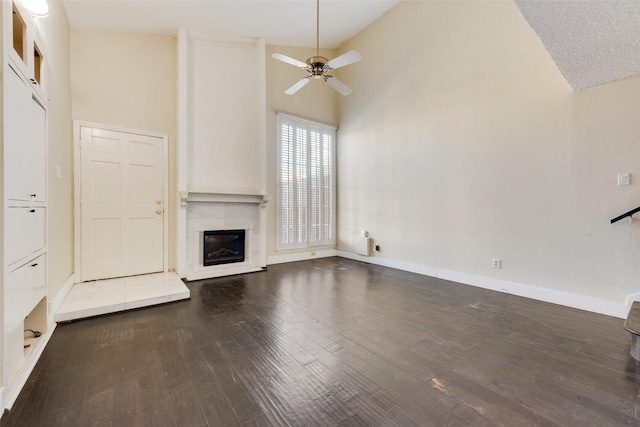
[439,268,627,319]
[267,248,338,265]
[48,273,75,326]
[337,250,628,319]
[338,250,439,277]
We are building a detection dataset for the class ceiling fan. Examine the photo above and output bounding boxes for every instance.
[271,0,362,96]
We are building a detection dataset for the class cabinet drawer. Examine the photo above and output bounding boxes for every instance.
[5,254,46,327]
[6,206,45,265]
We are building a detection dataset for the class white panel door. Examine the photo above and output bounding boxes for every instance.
[80,126,164,281]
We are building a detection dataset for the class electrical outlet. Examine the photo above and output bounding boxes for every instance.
[375,244,380,252]
[492,258,502,269]
[618,173,630,186]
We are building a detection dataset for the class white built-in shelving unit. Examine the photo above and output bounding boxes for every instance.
[2,0,51,410]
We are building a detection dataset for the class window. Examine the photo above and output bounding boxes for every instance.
[277,113,336,250]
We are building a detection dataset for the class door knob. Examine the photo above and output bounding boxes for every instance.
[156,199,162,204]
[156,209,162,214]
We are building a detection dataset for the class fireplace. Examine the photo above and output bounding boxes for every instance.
[203,229,246,266]
[181,194,267,280]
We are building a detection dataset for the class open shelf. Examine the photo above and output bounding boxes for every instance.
[33,41,43,85]
[12,3,26,64]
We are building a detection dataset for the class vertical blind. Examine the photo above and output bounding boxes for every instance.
[278,113,336,249]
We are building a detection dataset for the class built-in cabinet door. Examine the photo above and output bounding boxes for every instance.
[5,207,45,265]
[29,94,46,201]
[4,253,46,328]
[5,65,46,202]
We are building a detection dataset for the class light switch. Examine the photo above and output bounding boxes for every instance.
[56,165,62,179]
[618,173,630,186]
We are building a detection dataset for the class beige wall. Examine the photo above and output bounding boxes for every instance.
[70,29,177,269]
[336,0,640,314]
[34,1,73,300]
[265,45,340,259]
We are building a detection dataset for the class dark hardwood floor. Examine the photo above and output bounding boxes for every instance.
[2,257,639,426]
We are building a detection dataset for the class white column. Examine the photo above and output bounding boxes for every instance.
[176,29,189,277]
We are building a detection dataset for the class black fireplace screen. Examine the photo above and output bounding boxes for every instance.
[203,229,245,266]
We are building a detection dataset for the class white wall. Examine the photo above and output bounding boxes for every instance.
[187,35,263,194]
[70,29,177,269]
[265,45,339,260]
[336,0,640,317]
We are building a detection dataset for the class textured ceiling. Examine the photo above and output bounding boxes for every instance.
[515,0,640,90]
[62,0,400,49]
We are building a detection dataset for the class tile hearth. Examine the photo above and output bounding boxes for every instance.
[56,272,190,322]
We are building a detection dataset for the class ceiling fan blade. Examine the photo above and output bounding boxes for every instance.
[324,76,352,96]
[285,77,311,95]
[326,50,362,70]
[272,52,308,69]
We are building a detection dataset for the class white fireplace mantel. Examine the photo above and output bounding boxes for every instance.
[179,188,270,208]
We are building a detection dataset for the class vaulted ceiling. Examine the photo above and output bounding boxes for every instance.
[62,0,400,49]
[62,0,640,90]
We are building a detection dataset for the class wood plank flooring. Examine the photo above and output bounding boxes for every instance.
[2,257,639,426]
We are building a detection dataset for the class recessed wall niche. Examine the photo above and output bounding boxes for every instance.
[33,42,43,85]
[12,3,26,63]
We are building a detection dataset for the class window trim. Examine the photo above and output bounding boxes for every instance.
[276,112,337,251]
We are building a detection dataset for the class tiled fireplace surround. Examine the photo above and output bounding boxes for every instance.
[181,192,269,281]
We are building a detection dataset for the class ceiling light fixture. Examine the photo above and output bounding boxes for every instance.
[22,0,49,18]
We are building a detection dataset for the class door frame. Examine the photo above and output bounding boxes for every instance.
[73,121,169,283]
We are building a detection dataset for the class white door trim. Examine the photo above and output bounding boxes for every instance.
[73,121,169,283]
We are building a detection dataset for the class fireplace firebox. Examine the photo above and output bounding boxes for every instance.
[203,229,246,266]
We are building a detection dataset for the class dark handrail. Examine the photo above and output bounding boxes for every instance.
[611,206,640,224]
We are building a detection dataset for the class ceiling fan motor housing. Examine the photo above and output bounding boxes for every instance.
[307,56,329,79]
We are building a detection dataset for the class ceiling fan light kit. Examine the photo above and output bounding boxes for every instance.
[308,56,328,79]
[272,0,361,96]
